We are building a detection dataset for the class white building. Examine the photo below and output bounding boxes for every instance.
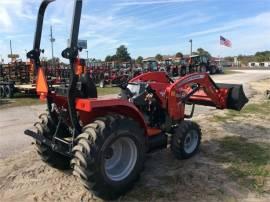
[248,62,270,68]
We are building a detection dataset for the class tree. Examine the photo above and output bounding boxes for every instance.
[175,52,183,58]
[115,45,131,62]
[111,55,118,62]
[105,55,112,62]
[155,54,163,61]
[224,56,234,62]
[255,51,270,62]
[136,56,143,64]
[197,48,211,57]
[47,57,60,66]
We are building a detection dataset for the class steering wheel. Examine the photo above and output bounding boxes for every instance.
[119,82,134,99]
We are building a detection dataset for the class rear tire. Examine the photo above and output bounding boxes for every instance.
[4,85,13,98]
[0,86,5,98]
[71,115,146,200]
[210,66,217,74]
[171,121,201,159]
[34,114,71,170]
[200,66,207,72]
[180,67,186,76]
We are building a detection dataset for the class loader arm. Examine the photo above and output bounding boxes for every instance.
[166,73,248,120]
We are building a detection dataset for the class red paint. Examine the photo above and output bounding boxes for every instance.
[48,72,231,137]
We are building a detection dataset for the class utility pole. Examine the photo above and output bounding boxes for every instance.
[189,39,193,56]
[189,39,193,64]
[25,49,28,61]
[86,50,89,66]
[50,25,55,67]
[10,40,13,62]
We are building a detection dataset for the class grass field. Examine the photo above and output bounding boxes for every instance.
[215,136,270,193]
[210,100,270,193]
[212,101,270,122]
[0,87,120,109]
[97,87,120,96]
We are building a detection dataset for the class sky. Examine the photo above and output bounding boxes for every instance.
[0,0,270,62]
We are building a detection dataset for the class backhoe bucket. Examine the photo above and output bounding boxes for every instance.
[217,83,249,111]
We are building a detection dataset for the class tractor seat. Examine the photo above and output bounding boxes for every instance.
[120,82,147,107]
[79,73,97,98]
[55,73,97,98]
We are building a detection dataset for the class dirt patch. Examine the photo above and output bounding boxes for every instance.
[0,79,270,202]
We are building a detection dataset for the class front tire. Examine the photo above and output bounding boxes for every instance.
[71,115,146,200]
[171,121,201,159]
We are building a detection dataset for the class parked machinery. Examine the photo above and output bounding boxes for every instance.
[0,60,34,98]
[162,58,188,77]
[25,0,248,200]
[142,59,159,72]
[189,55,218,74]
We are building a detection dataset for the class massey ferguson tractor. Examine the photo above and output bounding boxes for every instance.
[25,0,248,200]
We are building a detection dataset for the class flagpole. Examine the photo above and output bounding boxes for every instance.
[219,36,222,69]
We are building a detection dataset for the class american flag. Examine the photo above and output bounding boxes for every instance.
[220,36,232,47]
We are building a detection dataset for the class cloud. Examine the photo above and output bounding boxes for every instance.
[138,12,211,30]
[0,0,38,33]
[184,12,270,38]
[4,34,32,40]
[0,7,12,29]
[45,17,64,26]
[81,14,136,31]
[79,13,137,51]
[117,0,197,6]
[1,0,269,61]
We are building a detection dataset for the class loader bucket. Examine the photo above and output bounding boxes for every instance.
[217,83,249,111]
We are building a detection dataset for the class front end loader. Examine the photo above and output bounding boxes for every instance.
[24,0,248,199]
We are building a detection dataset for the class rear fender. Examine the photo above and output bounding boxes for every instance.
[76,98,148,133]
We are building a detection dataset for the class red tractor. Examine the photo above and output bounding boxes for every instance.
[25,0,248,200]
[189,55,218,74]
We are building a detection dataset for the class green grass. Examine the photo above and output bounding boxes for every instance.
[241,102,270,114]
[212,101,270,122]
[0,87,120,109]
[0,97,42,108]
[215,136,270,193]
[97,87,120,96]
[0,92,42,109]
